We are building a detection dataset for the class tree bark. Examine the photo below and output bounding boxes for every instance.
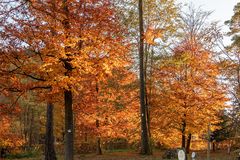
[45,102,57,160]
[186,133,192,154]
[96,120,102,155]
[29,108,34,148]
[212,142,215,152]
[144,45,152,155]
[138,0,150,155]
[62,1,74,159]
[181,120,186,149]
[95,84,102,155]
[64,90,74,160]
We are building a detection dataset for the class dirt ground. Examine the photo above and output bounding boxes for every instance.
[7,150,237,160]
[74,151,234,160]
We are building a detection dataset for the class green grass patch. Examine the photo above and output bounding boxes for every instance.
[104,148,133,153]
[6,150,40,159]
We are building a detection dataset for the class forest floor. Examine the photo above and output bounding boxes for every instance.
[74,151,235,160]
[6,150,236,160]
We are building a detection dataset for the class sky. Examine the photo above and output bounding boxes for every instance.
[177,0,238,44]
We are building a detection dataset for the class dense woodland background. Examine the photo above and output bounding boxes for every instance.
[0,0,240,159]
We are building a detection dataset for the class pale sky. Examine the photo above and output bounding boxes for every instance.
[177,0,238,44]
[178,0,237,24]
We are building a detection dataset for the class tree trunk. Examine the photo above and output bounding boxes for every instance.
[45,102,57,160]
[29,108,34,148]
[62,0,74,159]
[96,119,102,155]
[181,120,186,149]
[84,132,88,142]
[138,0,150,155]
[212,142,215,152]
[144,45,152,155]
[207,123,211,160]
[64,90,74,160]
[186,133,192,154]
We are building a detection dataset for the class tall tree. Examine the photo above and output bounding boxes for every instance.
[0,1,129,159]
[223,2,240,137]
[151,40,227,150]
[138,0,150,154]
[45,102,57,160]
[113,0,179,153]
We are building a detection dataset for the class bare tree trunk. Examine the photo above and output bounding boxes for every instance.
[138,0,150,155]
[64,90,74,160]
[45,102,57,160]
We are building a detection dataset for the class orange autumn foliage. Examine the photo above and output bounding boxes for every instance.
[151,41,228,147]
[0,104,24,149]
[0,0,132,153]
[0,0,129,99]
[74,67,140,144]
[145,26,163,45]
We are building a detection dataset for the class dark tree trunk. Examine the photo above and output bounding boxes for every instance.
[181,120,186,149]
[84,132,88,142]
[138,0,150,155]
[45,102,57,160]
[62,0,74,159]
[95,83,102,155]
[144,45,152,155]
[96,119,102,155]
[146,106,152,154]
[64,90,74,160]
[186,133,192,154]
[212,142,215,152]
[96,138,102,155]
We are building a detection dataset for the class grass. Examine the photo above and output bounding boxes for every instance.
[5,150,236,160]
[5,150,39,159]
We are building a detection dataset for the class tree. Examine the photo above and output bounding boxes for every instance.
[45,102,57,160]
[0,103,23,158]
[223,2,240,138]
[138,0,151,155]
[211,112,231,151]
[0,0,129,159]
[151,39,227,151]
[73,65,139,150]
[114,0,180,153]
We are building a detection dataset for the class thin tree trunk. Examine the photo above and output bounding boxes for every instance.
[45,102,57,160]
[96,119,102,155]
[23,106,29,149]
[212,142,215,152]
[64,90,74,160]
[29,108,34,148]
[95,84,102,155]
[145,47,154,155]
[62,0,74,159]
[186,133,192,154]
[181,120,186,149]
[138,0,150,155]
[207,123,211,160]
[84,132,88,142]
[144,44,152,154]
